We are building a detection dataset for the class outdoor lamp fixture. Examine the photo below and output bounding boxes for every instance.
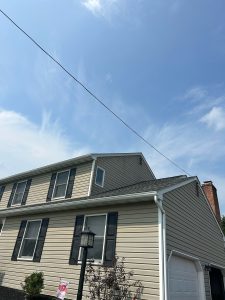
[77,229,95,300]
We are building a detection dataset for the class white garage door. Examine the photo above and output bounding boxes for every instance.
[168,255,200,300]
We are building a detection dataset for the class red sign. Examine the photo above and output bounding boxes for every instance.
[56,279,69,300]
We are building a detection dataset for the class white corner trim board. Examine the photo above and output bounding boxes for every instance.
[88,158,96,196]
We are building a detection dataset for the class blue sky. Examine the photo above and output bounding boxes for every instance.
[1,0,225,212]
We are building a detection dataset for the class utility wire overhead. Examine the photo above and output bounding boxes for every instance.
[0,8,191,176]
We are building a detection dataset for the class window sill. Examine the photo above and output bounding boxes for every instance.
[51,196,66,201]
[17,257,34,261]
[11,203,22,208]
[95,183,104,188]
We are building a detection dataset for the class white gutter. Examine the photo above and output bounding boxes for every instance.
[0,191,157,218]
[154,194,167,300]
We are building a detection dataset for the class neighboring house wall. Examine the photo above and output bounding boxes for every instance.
[164,181,225,300]
[91,155,154,195]
[0,162,93,209]
[0,202,159,300]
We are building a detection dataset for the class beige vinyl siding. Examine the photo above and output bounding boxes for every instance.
[0,162,93,209]
[26,173,52,205]
[164,181,225,300]
[72,162,93,198]
[0,183,13,209]
[91,155,154,195]
[0,202,159,300]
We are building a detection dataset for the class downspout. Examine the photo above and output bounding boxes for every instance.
[154,195,167,300]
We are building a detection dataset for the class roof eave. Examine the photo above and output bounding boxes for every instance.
[0,191,157,217]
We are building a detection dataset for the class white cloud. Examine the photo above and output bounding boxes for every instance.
[0,109,89,178]
[137,113,225,213]
[142,122,224,177]
[200,106,225,131]
[183,86,208,101]
[179,85,225,116]
[83,0,102,14]
[82,0,120,18]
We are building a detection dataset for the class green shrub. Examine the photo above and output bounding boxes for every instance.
[21,272,44,297]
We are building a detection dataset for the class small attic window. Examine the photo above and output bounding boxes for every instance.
[95,167,105,188]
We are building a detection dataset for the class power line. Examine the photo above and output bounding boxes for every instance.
[0,8,191,176]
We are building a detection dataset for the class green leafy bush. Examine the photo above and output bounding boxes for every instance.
[21,272,44,297]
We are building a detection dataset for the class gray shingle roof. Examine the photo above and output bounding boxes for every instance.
[91,175,192,198]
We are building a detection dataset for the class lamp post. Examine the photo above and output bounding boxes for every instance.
[76,229,95,300]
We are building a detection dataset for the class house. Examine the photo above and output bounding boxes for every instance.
[0,152,224,300]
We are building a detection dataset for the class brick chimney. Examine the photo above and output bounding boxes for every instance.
[202,181,221,223]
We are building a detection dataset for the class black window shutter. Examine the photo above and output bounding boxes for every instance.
[0,185,5,201]
[21,179,32,206]
[7,183,17,207]
[11,220,27,261]
[103,212,118,267]
[46,173,57,201]
[69,215,84,265]
[33,218,49,262]
[66,168,76,198]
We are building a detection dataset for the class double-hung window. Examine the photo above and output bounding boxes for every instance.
[69,212,118,266]
[18,220,41,259]
[12,218,49,262]
[79,214,107,264]
[52,170,70,199]
[12,181,27,205]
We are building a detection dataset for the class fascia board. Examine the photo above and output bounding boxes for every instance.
[91,152,143,159]
[0,192,156,218]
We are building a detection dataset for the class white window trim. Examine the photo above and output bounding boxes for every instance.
[78,213,107,265]
[17,219,42,261]
[52,169,70,200]
[95,167,105,188]
[11,180,27,207]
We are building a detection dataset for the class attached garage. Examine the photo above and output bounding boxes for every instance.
[168,253,205,300]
